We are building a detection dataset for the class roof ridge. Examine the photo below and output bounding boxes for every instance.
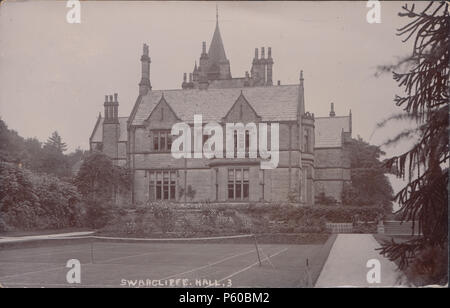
[146,84,299,93]
[315,115,350,119]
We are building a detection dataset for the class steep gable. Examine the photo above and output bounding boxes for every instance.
[222,92,261,123]
[144,95,180,130]
[90,116,128,143]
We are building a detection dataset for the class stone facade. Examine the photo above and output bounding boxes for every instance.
[89,18,352,206]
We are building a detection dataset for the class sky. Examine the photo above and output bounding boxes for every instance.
[0,1,422,199]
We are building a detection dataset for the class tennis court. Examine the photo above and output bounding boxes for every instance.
[0,234,335,288]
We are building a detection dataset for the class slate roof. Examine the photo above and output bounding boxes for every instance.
[314,116,351,148]
[130,85,300,125]
[90,117,128,143]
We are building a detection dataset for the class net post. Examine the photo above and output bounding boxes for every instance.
[90,236,95,264]
[253,234,262,266]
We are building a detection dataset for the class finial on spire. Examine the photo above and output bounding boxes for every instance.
[216,3,219,25]
[143,43,149,56]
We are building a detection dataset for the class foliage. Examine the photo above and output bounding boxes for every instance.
[98,203,384,237]
[315,192,337,206]
[178,185,197,200]
[37,144,71,178]
[341,136,394,212]
[74,152,130,203]
[149,201,176,233]
[45,131,67,153]
[0,162,83,231]
[376,2,448,284]
[83,200,114,229]
[0,119,80,178]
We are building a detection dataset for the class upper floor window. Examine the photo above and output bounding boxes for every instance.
[151,130,172,152]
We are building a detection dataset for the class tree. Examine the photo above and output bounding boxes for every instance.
[74,152,130,203]
[45,131,67,153]
[74,152,130,228]
[341,136,394,212]
[377,2,448,285]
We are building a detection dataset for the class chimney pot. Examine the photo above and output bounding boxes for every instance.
[261,47,265,59]
[114,93,118,102]
[277,80,281,86]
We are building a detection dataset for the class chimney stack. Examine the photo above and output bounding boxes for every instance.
[139,43,152,95]
[202,41,207,55]
[329,103,336,117]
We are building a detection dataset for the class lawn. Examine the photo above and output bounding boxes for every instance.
[0,234,336,288]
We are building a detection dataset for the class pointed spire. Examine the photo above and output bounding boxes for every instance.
[208,11,228,64]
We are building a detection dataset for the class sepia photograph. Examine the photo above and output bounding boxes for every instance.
[0,0,448,293]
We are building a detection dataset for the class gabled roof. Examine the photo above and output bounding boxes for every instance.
[130,85,300,126]
[90,117,128,143]
[208,21,228,65]
[314,116,351,148]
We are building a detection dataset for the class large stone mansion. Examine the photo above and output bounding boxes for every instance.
[89,17,352,206]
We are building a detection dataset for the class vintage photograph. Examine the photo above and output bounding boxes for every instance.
[0,0,448,290]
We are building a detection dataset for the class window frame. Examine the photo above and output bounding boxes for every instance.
[148,170,177,201]
[227,167,250,201]
[150,130,172,152]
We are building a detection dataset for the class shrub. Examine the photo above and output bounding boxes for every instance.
[0,162,84,231]
[149,201,176,233]
[84,200,114,229]
[315,192,338,206]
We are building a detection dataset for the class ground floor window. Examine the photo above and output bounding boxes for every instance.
[149,170,176,200]
[228,168,249,200]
